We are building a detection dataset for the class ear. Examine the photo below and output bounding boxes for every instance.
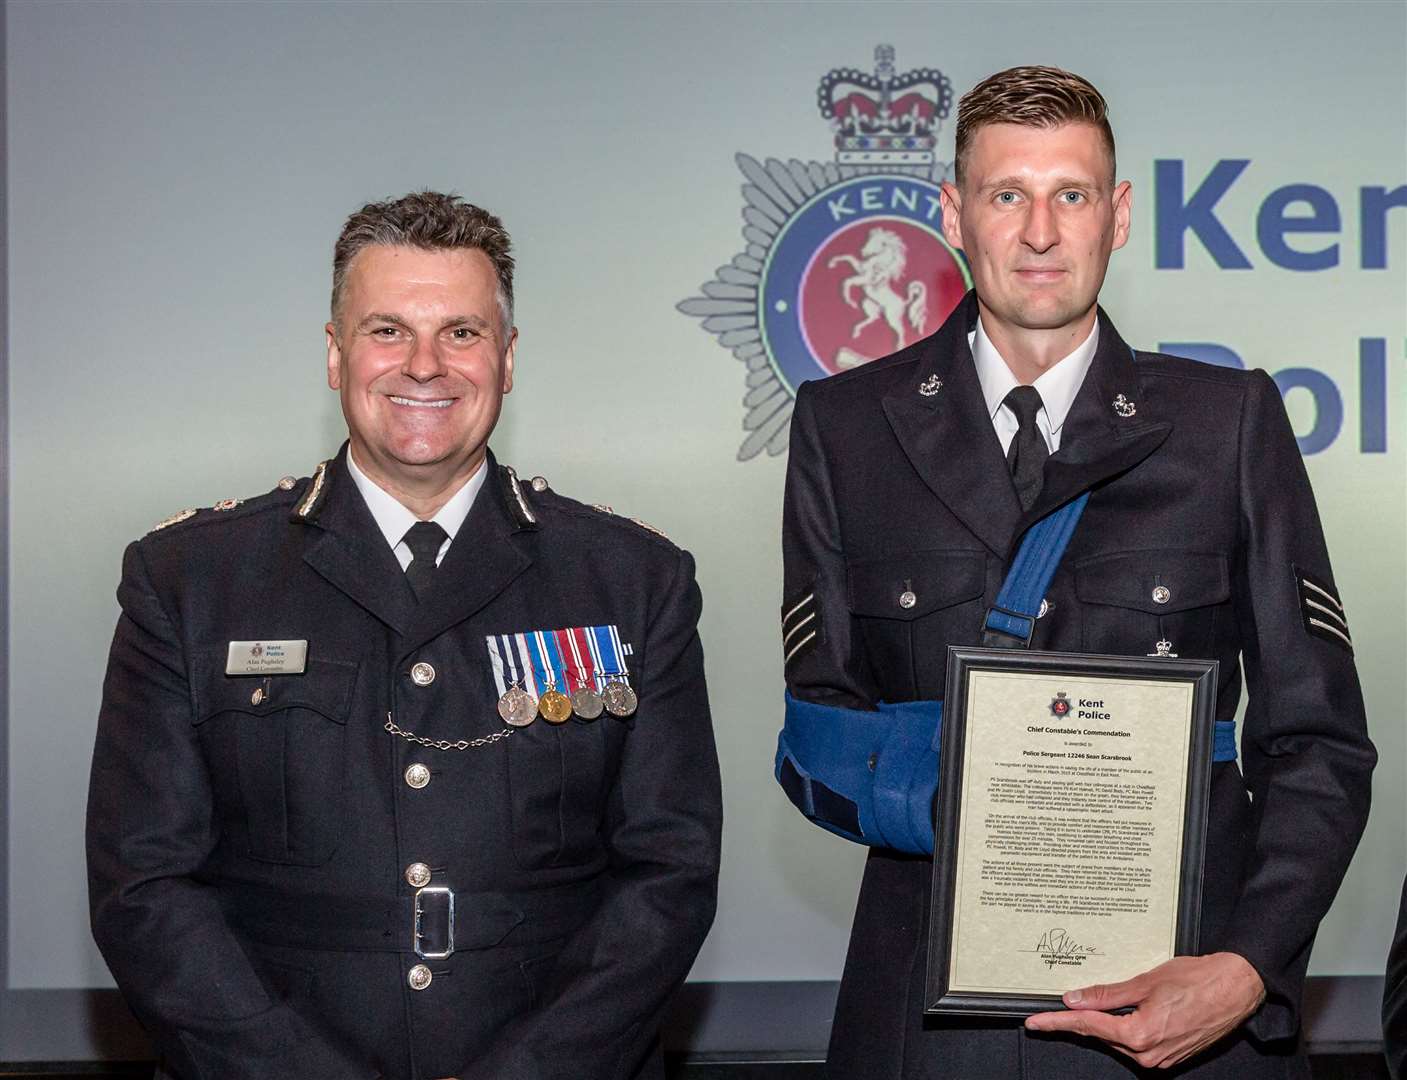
[501,327,518,394]
[940,180,964,250]
[1110,180,1133,252]
[325,322,342,390]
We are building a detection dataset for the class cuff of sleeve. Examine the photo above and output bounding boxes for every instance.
[1221,939,1303,1044]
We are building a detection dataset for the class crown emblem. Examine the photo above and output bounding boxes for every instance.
[818,45,953,166]
[680,45,968,460]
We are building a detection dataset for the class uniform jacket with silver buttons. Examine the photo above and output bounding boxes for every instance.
[87,445,722,1080]
[781,292,1374,1078]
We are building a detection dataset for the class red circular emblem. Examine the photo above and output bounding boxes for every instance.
[798,216,968,376]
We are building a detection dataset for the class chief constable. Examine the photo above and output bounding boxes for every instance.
[86,191,723,1080]
[778,68,1374,1076]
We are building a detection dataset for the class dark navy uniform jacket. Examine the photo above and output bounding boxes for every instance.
[87,446,722,1080]
[1384,877,1407,1078]
[781,294,1374,1078]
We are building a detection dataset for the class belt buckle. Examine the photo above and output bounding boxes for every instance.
[980,604,1035,648]
[413,885,455,960]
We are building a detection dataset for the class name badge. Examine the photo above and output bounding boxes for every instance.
[226,640,308,675]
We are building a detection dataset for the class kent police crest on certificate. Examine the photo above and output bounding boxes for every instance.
[926,648,1218,1016]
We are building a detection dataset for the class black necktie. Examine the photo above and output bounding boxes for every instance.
[402,521,448,602]
[1004,386,1048,511]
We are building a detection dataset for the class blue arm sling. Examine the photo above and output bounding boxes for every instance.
[775,492,1237,855]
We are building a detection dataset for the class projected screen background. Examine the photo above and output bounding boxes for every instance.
[5,0,1405,993]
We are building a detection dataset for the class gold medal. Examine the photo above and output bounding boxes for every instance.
[601,679,638,718]
[538,687,573,724]
[498,685,537,727]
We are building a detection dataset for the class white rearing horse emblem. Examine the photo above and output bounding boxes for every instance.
[828,226,929,353]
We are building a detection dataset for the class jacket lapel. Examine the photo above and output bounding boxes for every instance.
[882,297,1174,560]
[882,293,1022,556]
[1018,310,1172,539]
[398,453,533,657]
[298,446,417,635]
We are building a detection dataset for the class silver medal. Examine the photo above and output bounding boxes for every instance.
[570,686,605,721]
[498,685,538,727]
[602,679,638,718]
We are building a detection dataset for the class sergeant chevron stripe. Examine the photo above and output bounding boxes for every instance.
[1296,567,1352,653]
[782,588,818,666]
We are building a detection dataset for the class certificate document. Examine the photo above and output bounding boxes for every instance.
[926,649,1217,1016]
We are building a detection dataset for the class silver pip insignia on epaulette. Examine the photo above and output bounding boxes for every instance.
[589,503,668,541]
[630,517,669,541]
[150,508,197,533]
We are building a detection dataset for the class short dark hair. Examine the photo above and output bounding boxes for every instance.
[954,66,1115,186]
[331,191,515,333]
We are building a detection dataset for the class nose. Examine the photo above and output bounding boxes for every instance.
[1021,198,1058,254]
[403,333,447,382]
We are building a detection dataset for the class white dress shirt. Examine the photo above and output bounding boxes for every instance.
[969,317,1099,456]
[345,449,487,570]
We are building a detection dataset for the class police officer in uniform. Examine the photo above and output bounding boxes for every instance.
[780,68,1374,1077]
[87,191,722,1080]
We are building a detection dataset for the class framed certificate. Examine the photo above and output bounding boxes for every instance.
[925,647,1218,1016]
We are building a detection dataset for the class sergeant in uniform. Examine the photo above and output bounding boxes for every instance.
[779,68,1374,1076]
[86,191,722,1080]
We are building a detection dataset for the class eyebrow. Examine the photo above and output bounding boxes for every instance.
[981,175,1101,193]
[355,313,494,333]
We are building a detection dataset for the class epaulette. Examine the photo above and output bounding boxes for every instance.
[500,467,673,545]
[148,471,306,535]
[590,503,670,543]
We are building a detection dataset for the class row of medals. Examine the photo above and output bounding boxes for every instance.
[497,678,638,727]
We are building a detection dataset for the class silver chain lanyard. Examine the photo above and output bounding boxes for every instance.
[383,712,513,752]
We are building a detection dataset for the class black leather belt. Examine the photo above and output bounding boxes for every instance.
[220,877,600,957]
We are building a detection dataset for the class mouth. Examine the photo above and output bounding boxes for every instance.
[1015,268,1067,282]
[388,395,456,409]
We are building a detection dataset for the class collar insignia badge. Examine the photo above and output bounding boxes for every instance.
[919,374,943,397]
[1113,394,1137,418]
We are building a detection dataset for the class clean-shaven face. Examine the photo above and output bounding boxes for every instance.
[942,121,1130,337]
[326,244,516,489]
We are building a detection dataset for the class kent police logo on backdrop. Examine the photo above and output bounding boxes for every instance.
[679,46,972,460]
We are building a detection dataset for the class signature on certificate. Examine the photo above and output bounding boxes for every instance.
[1021,927,1102,969]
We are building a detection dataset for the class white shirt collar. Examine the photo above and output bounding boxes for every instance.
[969,316,1100,438]
[345,447,487,563]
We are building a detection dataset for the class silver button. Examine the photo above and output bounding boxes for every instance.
[407,964,433,991]
[410,662,436,687]
[1152,585,1171,605]
[898,590,917,609]
[250,687,265,706]
[405,862,432,888]
[404,763,431,789]
[530,475,549,492]
[277,475,297,491]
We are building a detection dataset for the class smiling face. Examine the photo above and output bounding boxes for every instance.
[941,121,1130,344]
[326,244,516,500]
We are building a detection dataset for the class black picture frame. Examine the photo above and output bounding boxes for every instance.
[925,646,1218,1016]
